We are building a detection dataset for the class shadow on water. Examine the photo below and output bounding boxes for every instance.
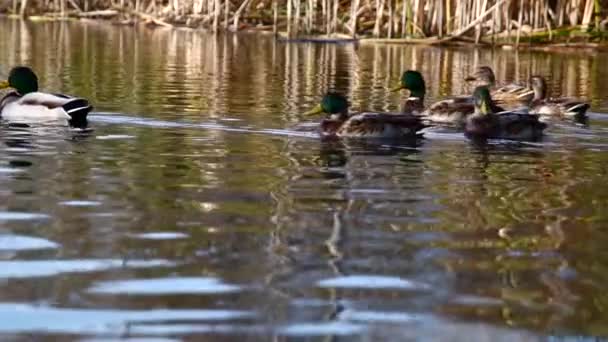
[1,18,608,341]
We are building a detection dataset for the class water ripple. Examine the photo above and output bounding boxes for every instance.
[129,232,189,240]
[0,235,59,251]
[317,275,430,290]
[277,322,366,336]
[0,212,50,221]
[0,303,253,334]
[87,277,241,295]
[0,259,174,279]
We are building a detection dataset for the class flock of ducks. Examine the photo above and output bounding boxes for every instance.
[306,66,590,141]
[0,66,591,141]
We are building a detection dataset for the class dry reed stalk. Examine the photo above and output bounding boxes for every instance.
[306,0,313,33]
[373,0,385,37]
[400,0,407,37]
[320,0,326,33]
[475,0,488,44]
[286,0,292,36]
[428,0,435,34]
[349,0,360,36]
[232,0,252,31]
[544,1,553,40]
[331,0,338,35]
[294,0,301,34]
[594,0,601,29]
[557,0,564,26]
[582,0,594,29]
[313,0,318,31]
[505,0,512,39]
[387,0,393,38]
[325,0,330,34]
[224,0,229,29]
[516,0,523,46]
[213,0,220,32]
[474,0,483,44]
[446,0,508,41]
[413,0,419,34]
[569,0,580,25]
[454,0,461,33]
[273,0,278,33]
[445,0,451,32]
[437,0,443,37]
[20,0,28,16]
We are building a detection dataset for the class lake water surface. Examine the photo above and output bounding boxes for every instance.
[1,18,608,341]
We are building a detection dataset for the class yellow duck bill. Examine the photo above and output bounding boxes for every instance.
[390,84,405,92]
[304,104,324,116]
[0,80,9,89]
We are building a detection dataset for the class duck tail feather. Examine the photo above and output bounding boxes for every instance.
[565,102,590,116]
[62,98,92,128]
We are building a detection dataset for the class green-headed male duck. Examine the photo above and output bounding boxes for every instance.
[305,92,425,139]
[392,70,503,125]
[465,86,546,141]
[0,66,92,127]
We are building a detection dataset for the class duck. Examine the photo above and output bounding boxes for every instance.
[305,92,426,139]
[392,70,503,125]
[0,66,92,128]
[528,75,590,120]
[465,86,546,141]
[465,66,533,108]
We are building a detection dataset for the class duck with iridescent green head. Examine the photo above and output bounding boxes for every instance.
[0,66,92,128]
[392,70,504,125]
[305,92,426,139]
[465,86,546,141]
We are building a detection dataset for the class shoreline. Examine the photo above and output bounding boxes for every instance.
[2,14,606,51]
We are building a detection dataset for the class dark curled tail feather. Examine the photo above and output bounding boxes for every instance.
[63,98,92,128]
[565,102,590,117]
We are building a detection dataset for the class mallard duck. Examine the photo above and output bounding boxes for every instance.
[305,92,425,139]
[392,70,503,125]
[465,66,533,107]
[0,66,92,127]
[465,86,546,141]
[389,70,426,114]
[528,75,590,120]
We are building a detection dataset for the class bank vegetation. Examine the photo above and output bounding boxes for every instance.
[1,0,607,45]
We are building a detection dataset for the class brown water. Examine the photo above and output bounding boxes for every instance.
[1,18,608,341]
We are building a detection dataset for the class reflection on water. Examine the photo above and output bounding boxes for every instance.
[1,18,608,340]
[87,277,242,295]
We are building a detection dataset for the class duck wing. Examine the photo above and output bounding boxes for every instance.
[496,112,546,140]
[492,84,534,106]
[422,96,475,124]
[19,92,92,127]
[338,112,425,138]
[0,91,21,112]
[19,92,90,112]
[549,97,590,117]
[355,112,425,125]
[529,97,589,118]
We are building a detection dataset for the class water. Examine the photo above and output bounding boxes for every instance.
[0,18,608,341]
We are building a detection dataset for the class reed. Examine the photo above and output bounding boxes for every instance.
[3,0,606,44]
